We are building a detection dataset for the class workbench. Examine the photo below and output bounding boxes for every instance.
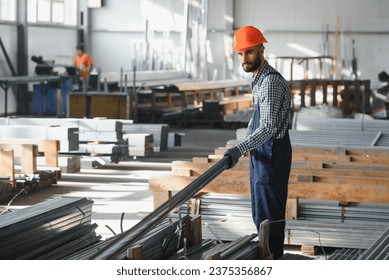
[0,75,72,116]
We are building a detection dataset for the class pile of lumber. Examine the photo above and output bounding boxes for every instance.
[148,130,389,252]
[202,94,253,122]
[0,118,174,164]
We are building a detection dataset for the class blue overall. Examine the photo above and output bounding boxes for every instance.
[249,82,292,259]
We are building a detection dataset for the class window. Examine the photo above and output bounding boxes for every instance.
[27,0,77,26]
[0,0,16,21]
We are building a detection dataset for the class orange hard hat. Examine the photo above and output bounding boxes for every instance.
[233,26,268,51]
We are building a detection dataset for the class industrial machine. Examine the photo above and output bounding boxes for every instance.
[31,55,79,116]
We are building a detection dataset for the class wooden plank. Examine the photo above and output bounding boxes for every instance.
[212,149,380,163]
[174,160,389,177]
[20,144,38,174]
[0,144,38,174]
[292,153,350,162]
[285,198,298,220]
[149,175,389,203]
[127,245,142,260]
[320,161,389,171]
[288,182,389,203]
[291,167,389,178]
[0,149,15,188]
[153,190,172,209]
[0,139,59,168]
[149,175,249,195]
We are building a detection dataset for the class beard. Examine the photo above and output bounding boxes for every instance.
[242,55,261,73]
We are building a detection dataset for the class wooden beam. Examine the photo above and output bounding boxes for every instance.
[126,245,142,260]
[285,198,298,220]
[259,219,271,260]
[173,161,389,179]
[153,190,172,209]
[288,182,389,203]
[0,139,59,167]
[149,175,249,194]
[187,215,202,247]
[20,144,38,174]
[149,175,389,204]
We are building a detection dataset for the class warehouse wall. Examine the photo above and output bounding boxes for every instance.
[2,0,389,116]
[233,0,389,88]
[205,0,234,80]
[89,0,185,72]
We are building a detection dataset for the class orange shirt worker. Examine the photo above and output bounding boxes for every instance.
[73,45,93,80]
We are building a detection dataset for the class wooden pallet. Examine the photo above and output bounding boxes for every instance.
[149,145,389,214]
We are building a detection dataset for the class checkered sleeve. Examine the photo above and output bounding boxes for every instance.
[236,75,288,155]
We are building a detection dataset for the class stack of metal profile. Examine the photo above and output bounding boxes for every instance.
[291,114,389,147]
[0,197,100,260]
[285,219,387,249]
[298,200,389,224]
[0,117,125,143]
[357,226,389,260]
[0,124,79,152]
[184,193,389,251]
[127,215,190,260]
[202,233,259,260]
[179,194,257,241]
[169,239,219,260]
[328,248,365,260]
[170,234,259,260]
[63,215,190,260]
[0,117,132,162]
[289,130,389,147]
[121,122,169,152]
[291,113,389,133]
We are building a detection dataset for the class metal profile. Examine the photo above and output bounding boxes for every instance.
[89,156,230,259]
[357,226,389,260]
[0,197,97,259]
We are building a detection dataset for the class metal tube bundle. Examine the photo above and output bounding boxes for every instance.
[90,156,230,259]
[0,197,98,259]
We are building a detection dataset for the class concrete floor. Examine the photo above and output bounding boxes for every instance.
[1,128,237,240]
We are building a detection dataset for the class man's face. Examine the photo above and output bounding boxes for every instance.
[237,45,264,74]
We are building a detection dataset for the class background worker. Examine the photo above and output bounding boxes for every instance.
[73,45,94,88]
[224,26,292,259]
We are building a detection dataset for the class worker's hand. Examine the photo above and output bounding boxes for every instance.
[224,147,241,169]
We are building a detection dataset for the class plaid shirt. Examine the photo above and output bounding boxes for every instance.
[236,61,291,154]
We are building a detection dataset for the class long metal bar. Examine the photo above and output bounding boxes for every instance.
[90,156,230,259]
[358,226,389,260]
[370,130,383,146]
